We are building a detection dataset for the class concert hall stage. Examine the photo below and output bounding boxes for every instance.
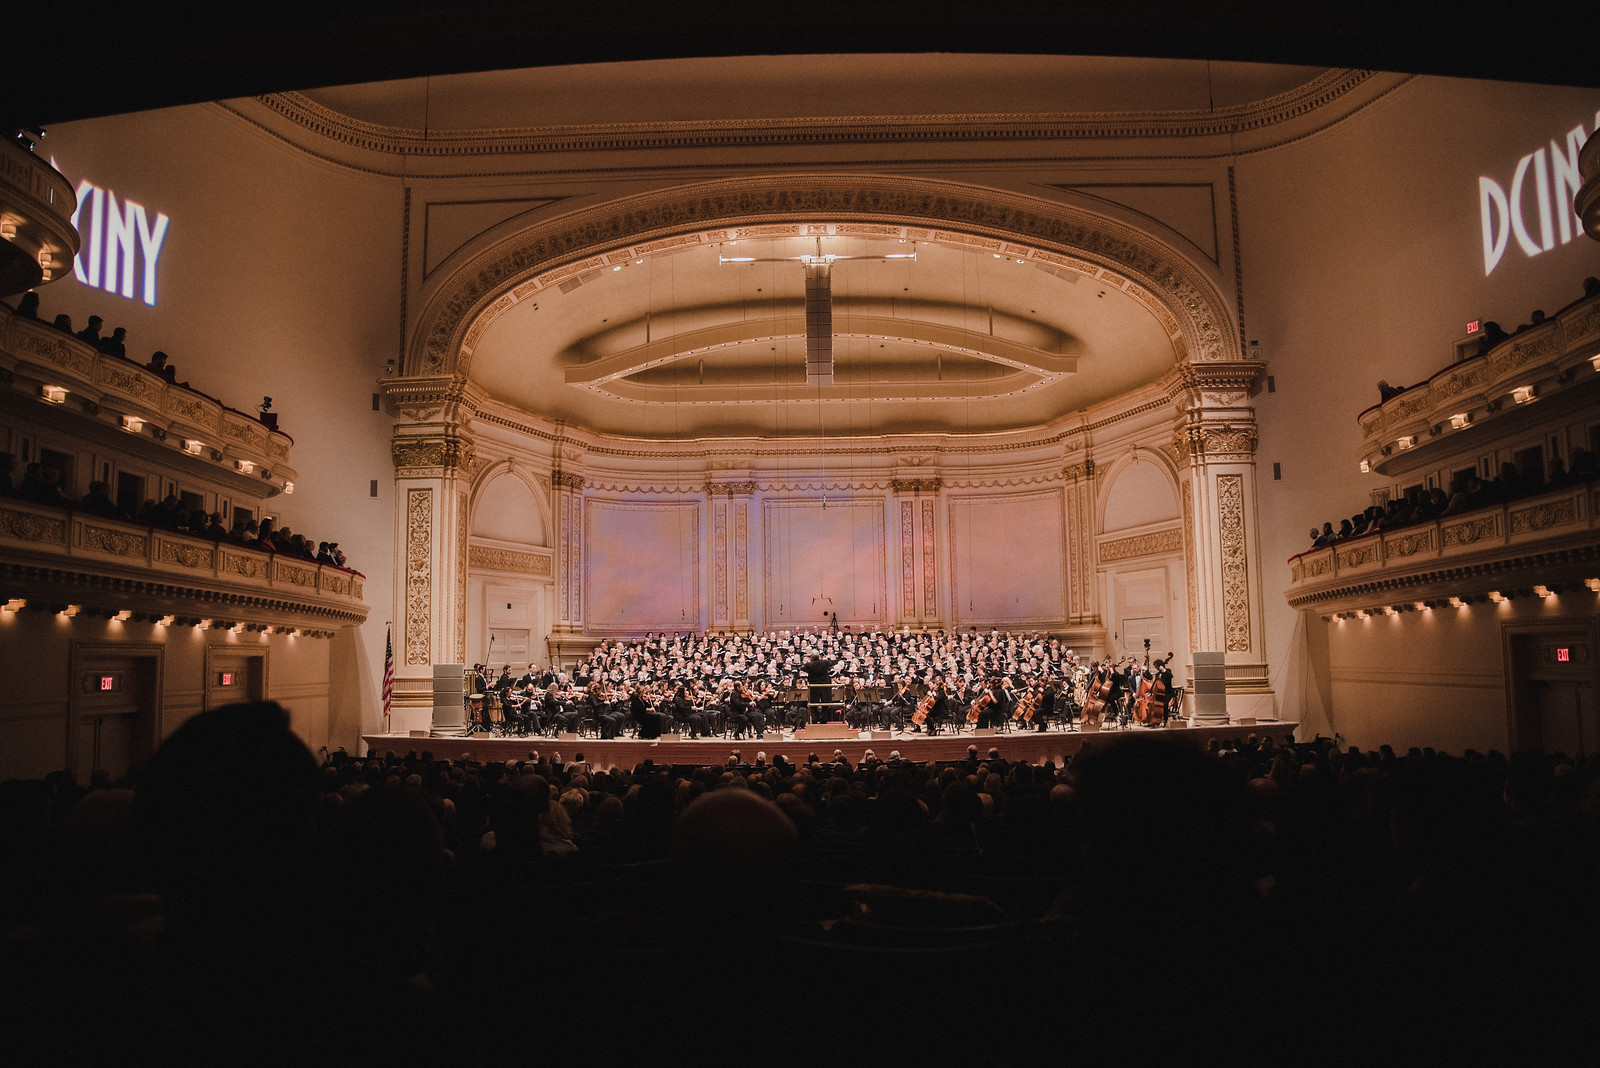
[361,719,1287,769]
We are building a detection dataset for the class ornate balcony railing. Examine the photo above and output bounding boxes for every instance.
[1356,293,1600,477]
[1,309,297,494]
[0,498,367,632]
[1286,482,1600,614]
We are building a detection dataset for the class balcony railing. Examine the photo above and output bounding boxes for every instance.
[1286,482,1600,612]
[0,309,297,494]
[0,497,367,631]
[1356,293,1600,476]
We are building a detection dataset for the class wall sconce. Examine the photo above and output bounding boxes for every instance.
[1512,385,1536,404]
[1359,460,1371,473]
[0,218,17,241]
[42,385,66,404]
[1353,609,1369,620]
[2,599,25,612]
[60,605,81,617]
[157,614,175,626]
[113,609,132,622]
[1448,596,1465,608]
[1533,585,1552,598]
[1449,413,1471,430]
[198,618,213,629]
[1589,354,1600,373]
[1488,590,1506,603]
[236,460,253,474]
[1382,606,1399,616]
[282,481,295,494]
[184,439,204,455]
[121,415,144,433]
[1585,579,1600,592]
[1413,601,1428,611]
[1396,435,1416,450]
[37,248,52,282]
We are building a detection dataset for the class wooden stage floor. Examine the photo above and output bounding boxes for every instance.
[362,718,1289,769]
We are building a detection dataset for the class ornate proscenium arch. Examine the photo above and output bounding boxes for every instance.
[406,175,1240,380]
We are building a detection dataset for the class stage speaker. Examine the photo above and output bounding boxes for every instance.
[974,727,996,737]
[557,732,580,742]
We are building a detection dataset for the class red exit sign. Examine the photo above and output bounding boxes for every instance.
[1556,647,1570,662]
[99,675,115,691]
[1465,320,1480,335]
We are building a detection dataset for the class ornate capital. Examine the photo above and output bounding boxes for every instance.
[1062,460,1097,481]
[392,434,478,476]
[1174,423,1258,462]
[553,471,586,491]
[890,477,941,494]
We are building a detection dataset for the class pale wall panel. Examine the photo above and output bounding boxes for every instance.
[762,498,887,630]
[585,500,700,633]
[948,489,1066,626]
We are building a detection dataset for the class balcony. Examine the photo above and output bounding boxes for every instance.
[0,142,78,297]
[1286,482,1600,614]
[1356,292,1600,477]
[0,497,367,632]
[1,310,297,493]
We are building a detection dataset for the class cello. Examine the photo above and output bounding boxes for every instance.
[966,690,994,725]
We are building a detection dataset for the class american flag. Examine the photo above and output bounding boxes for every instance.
[382,625,394,727]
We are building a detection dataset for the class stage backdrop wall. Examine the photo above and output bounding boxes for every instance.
[947,488,1067,628]
[584,499,701,634]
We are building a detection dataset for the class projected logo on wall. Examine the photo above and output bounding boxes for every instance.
[1479,112,1597,276]
[53,162,171,306]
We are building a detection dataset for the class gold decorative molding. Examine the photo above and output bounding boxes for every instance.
[1175,423,1259,461]
[1442,515,1499,548]
[891,477,942,494]
[468,545,552,576]
[900,499,916,613]
[1181,480,1199,640]
[734,504,749,621]
[276,561,316,587]
[921,497,938,617]
[712,500,728,623]
[1385,529,1434,558]
[405,488,433,665]
[82,524,146,557]
[1217,474,1251,652]
[1509,498,1578,535]
[1099,527,1183,563]
[159,541,215,570]
[0,506,67,544]
[222,552,267,579]
[552,471,586,491]
[1335,542,1377,569]
[392,436,477,476]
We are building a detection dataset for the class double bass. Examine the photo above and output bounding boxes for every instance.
[1133,653,1175,726]
[1082,663,1110,726]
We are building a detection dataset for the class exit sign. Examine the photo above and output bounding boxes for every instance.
[1465,320,1480,335]
[99,675,115,691]
[1557,647,1570,662]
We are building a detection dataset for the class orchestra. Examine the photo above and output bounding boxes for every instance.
[460,628,1184,739]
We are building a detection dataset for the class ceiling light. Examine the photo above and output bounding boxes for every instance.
[1533,585,1552,598]
[1448,596,1465,608]
[1488,590,1506,602]
[2,599,25,612]
[113,609,132,622]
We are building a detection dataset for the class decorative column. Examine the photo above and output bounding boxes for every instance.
[1169,361,1270,722]
[891,476,941,628]
[385,376,480,734]
[727,481,755,632]
[1062,460,1100,629]
[550,468,586,645]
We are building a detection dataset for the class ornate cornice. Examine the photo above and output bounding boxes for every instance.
[1098,527,1183,563]
[467,544,553,577]
[252,71,1382,161]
